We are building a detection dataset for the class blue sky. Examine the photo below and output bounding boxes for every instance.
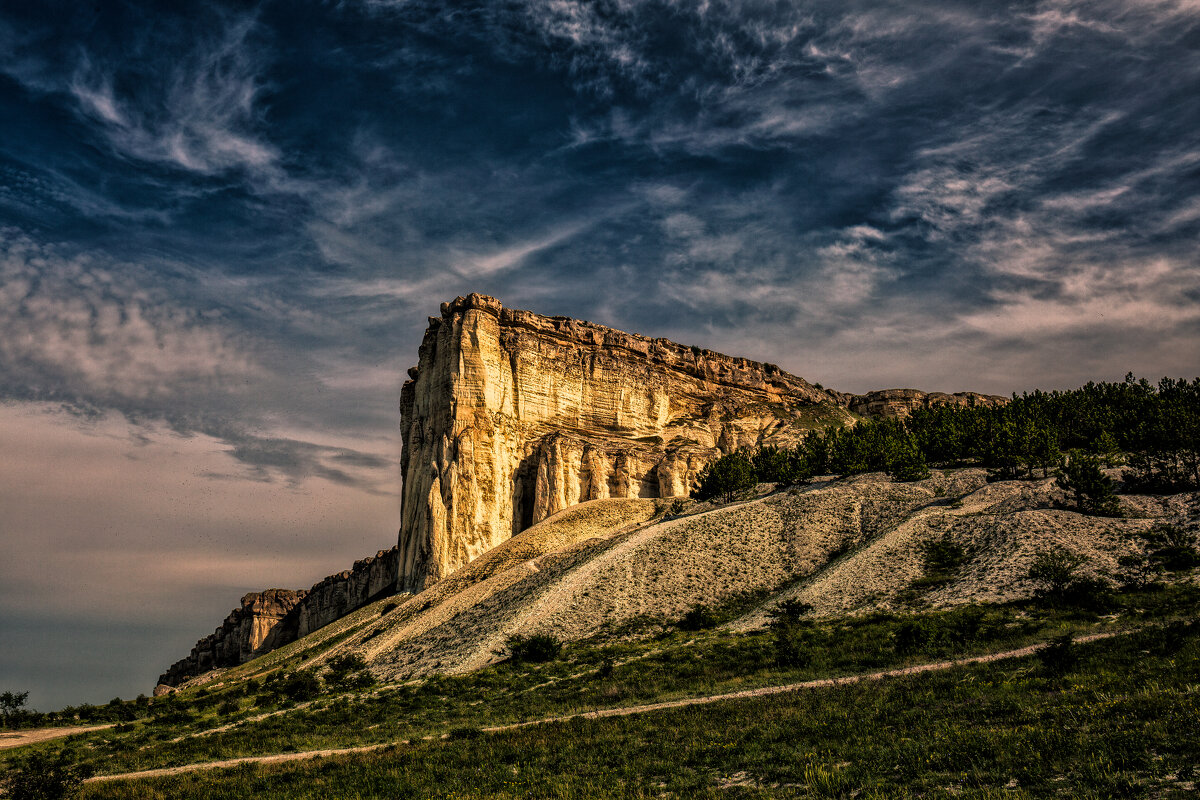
[1,0,1198,708]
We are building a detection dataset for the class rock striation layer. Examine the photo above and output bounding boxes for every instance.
[158,589,306,687]
[159,548,400,687]
[396,293,857,592]
[846,388,1008,420]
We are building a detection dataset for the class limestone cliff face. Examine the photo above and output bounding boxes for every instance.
[396,293,856,592]
[158,589,306,686]
[296,548,401,637]
[848,388,1008,420]
[159,548,400,687]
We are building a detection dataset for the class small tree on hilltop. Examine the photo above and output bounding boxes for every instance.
[692,451,756,503]
[1056,450,1121,516]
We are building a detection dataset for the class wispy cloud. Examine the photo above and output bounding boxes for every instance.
[0,230,256,406]
[67,13,278,177]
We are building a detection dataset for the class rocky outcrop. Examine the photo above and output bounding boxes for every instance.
[396,294,857,592]
[158,589,306,686]
[848,388,1008,420]
[159,548,401,686]
[161,294,1012,685]
[296,548,402,637]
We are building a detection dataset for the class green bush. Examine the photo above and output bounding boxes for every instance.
[1028,549,1113,610]
[677,604,720,631]
[506,634,562,663]
[1,749,93,800]
[768,599,813,627]
[773,627,812,668]
[271,670,322,702]
[1142,523,1200,572]
[1056,451,1121,516]
[692,451,756,503]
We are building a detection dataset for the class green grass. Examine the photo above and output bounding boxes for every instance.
[6,584,1198,797]
[78,619,1200,798]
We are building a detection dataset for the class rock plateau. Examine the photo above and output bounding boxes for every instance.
[160,293,1008,686]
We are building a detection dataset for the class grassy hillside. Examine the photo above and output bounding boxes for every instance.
[4,582,1197,798]
[4,468,1197,798]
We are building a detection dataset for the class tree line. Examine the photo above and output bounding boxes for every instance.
[692,375,1200,503]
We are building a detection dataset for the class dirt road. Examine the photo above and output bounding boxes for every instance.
[86,631,1118,784]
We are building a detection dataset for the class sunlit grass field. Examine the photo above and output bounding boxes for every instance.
[5,582,1198,798]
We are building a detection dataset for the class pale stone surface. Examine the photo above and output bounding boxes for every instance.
[846,388,1008,419]
[159,548,401,687]
[158,589,306,686]
[396,293,856,592]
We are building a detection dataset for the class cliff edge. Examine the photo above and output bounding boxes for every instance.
[395,293,858,591]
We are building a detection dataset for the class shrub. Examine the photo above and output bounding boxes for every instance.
[1056,451,1121,516]
[768,599,814,627]
[1,749,93,800]
[677,604,720,631]
[692,451,756,503]
[1142,524,1200,572]
[273,670,322,702]
[893,619,931,655]
[773,627,812,668]
[1028,549,1113,610]
[1028,549,1086,599]
[506,634,562,663]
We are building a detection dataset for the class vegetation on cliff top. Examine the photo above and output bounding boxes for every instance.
[693,375,1200,502]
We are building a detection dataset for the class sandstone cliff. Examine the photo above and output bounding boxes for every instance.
[159,548,400,687]
[847,388,1008,419]
[396,293,856,592]
[158,589,306,686]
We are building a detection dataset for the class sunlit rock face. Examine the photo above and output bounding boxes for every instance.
[847,388,1008,420]
[396,293,856,591]
[158,589,306,686]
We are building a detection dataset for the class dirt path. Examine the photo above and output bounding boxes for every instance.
[85,631,1119,784]
[0,724,114,750]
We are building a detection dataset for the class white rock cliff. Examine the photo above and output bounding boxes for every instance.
[395,293,856,591]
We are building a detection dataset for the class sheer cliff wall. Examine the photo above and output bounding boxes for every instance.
[158,548,399,687]
[395,293,857,592]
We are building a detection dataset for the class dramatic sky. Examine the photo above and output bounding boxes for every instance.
[2,0,1198,708]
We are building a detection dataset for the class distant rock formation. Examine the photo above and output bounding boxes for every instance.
[396,293,856,592]
[295,548,401,638]
[847,388,1008,420]
[158,548,400,687]
[158,589,306,686]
